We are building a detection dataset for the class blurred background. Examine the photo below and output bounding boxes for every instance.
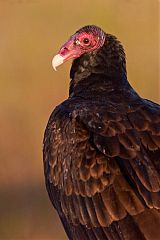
[0,0,159,239]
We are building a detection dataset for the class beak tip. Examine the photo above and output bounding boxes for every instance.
[52,64,57,71]
[52,54,64,71]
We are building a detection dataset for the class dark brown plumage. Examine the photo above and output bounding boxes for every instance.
[43,25,160,240]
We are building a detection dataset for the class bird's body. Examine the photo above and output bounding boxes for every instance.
[43,26,160,240]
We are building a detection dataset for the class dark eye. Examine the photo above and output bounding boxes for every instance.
[83,38,90,44]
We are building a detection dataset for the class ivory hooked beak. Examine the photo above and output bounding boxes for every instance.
[52,54,65,71]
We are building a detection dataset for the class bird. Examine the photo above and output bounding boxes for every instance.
[43,25,160,240]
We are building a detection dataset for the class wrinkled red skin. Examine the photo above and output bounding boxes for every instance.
[58,32,103,63]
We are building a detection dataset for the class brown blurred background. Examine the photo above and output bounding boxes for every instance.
[0,0,159,239]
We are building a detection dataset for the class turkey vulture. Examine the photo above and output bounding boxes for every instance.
[43,25,160,240]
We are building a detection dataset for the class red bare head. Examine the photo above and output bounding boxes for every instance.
[52,25,106,70]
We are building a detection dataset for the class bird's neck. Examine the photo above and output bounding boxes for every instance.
[69,34,130,98]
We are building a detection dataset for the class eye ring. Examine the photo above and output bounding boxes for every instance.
[83,38,90,44]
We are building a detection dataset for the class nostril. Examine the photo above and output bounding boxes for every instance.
[60,47,69,56]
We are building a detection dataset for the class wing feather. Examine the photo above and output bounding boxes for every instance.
[43,100,160,239]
